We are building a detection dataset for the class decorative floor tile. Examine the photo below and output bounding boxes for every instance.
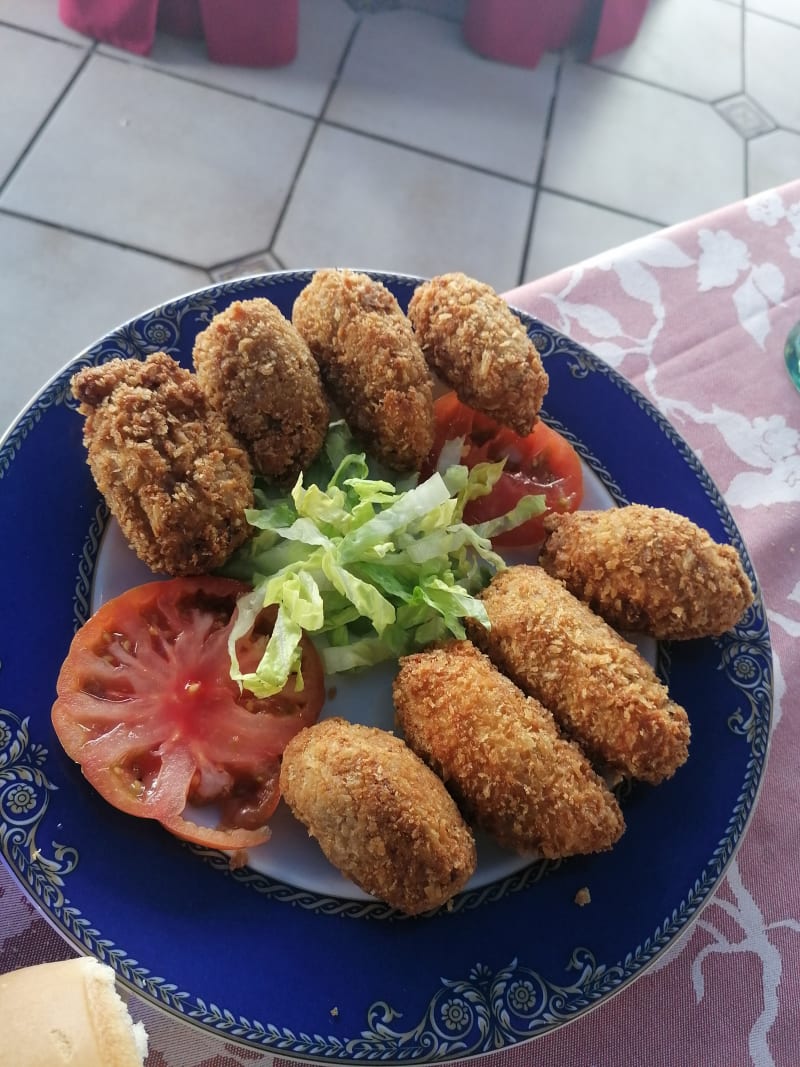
[716,94,777,138]
[748,129,800,195]
[98,0,356,118]
[0,213,207,437]
[0,25,85,184]
[274,124,533,292]
[544,62,745,226]
[326,9,558,182]
[211,252,283,281]
[746,11,800,131]
[0,54,314,267]
[592,0,742,102]
[525,193,657,281]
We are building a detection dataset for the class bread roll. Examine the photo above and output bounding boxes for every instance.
[0,957,148,1067]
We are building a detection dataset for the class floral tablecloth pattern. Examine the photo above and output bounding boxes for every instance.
[2,181,798,1067]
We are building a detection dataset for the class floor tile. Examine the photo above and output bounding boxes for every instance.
[593,0,742,101]
[746,12,800,131]
[0,213,208,437]
[745,0,800,26]
[525,193,657,280]
[326,9,558,181]
[0,25,85,185]
[716,93,776,138]
[0,0,89,43]
[544,62,745,225]
[0,54,314,268]
[748,129,800,194]
[98,0,356,118]
[211,251,283,281]
[273,124,533,291]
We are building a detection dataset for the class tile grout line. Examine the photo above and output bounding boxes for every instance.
[536,187,668,230]
[515,53,565,287]
[0,18,88,46]
[90,46,323,125]
[319,118,537,186]
[579,56,741,109]
[0,205,207,273]
[0,43,96,201]
[263,17,365,259]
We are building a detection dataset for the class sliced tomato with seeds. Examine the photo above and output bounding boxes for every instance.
[52,577,324,851]
[422,391,584,548]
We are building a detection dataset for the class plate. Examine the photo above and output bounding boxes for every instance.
[0,271,772,1063]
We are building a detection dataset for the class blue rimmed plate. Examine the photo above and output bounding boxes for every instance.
[0,271,772,1063]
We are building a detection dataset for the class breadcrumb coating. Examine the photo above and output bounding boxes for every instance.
[292,269,434,471]
[406,272,548,436]
[192,298,329,484]
[468,566,690,785]
[539,505,754,640]
[393,641,625,859]
[71,353,253,576]
[280,718,476,915]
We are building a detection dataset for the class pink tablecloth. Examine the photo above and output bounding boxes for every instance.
[2,182,799,1066]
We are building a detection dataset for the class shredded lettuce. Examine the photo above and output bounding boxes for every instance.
[222,422,544,696]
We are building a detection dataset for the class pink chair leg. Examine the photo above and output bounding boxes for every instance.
[57,0,160,54]
[198,0,298,67]
[591,0,649,58]
[462,0,589,68]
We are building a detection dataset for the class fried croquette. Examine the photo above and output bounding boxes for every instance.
[468,566,690,785]
[292,269,434,471]
[393,641,625,859]
[71,353,253,576]
[279,718,476,915]
[406,272,548,436]
[192,298,329,484]
[539,505,754,640]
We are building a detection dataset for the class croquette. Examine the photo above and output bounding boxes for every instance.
[192,298,329,484]
[407,272,548,436]
[539,505,754,640]
[279,718,476,915]
[468,566,690,785]
[71,353,253,576]
[292,269,434,471]
[393,641,625,859]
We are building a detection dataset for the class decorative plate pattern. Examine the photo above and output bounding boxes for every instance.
[0,271,772,1063]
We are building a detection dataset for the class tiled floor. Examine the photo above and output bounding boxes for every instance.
[1,0,798,436]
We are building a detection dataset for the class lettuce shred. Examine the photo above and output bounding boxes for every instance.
[222,422,544,696]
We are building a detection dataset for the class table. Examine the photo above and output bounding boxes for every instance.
[2,181,798,1066]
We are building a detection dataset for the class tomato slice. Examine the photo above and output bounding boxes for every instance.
[52,577,324,851]
[422,391,584,548]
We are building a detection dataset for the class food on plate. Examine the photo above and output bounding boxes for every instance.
[279,718,476,915]
[222,420,541,694]
[539,504,755,639]
[0,957,148,1067]
[51,577,324,851]
[407,272,548,436]
[71,352,253,576]
[292,269,434,471]
[468,566,690,784]
[192,297,329,484]
[422,390,583,547]
[393,641,625,858]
